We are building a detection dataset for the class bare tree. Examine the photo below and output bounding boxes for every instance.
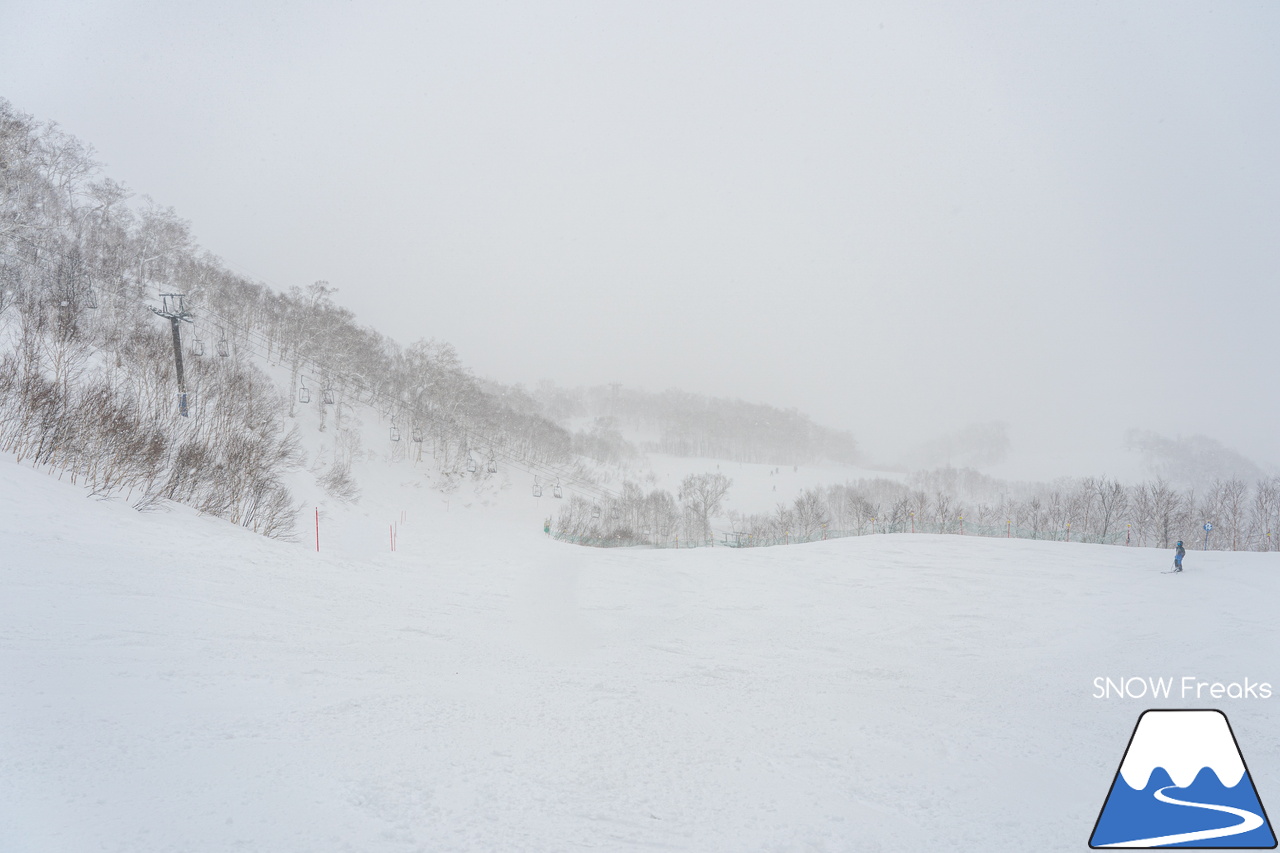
[679,472,732,543]
[1250,479,1280,551]
[1092,477,1129,544]
[1219,478,1249,551]
[1149,478,1185,549]
[793,487,829,541]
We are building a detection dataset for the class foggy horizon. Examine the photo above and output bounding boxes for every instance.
[4,1,1277,479]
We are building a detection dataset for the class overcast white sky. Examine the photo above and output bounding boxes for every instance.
[3,1,1278,476]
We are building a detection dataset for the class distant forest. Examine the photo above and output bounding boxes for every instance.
[556,466,1280,554]
[512,382,860,466]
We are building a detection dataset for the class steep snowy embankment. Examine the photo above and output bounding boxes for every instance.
[2,455,1277,852]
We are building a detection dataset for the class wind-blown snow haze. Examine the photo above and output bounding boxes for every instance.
[3,1,1278,474]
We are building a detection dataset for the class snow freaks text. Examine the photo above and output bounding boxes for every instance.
[1093,677,1273,700]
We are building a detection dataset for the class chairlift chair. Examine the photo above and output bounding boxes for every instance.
[322,388,335,405]
[553,484,563,499]
[486,460,497,474]
[216,337,230,358]
[533,483,543,498]
[412,426,423,442]
[592,505,601,521]
[389,424,401,441]
[298,381,310,404]
[192,338,205,357]
[466,458,477,473]
[85,288,98,310]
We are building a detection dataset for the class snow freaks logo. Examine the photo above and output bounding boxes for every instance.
[1090,710,1276,848]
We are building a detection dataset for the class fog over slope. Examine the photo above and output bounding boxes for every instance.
[2,2,1276,476]
[4,97,1276,555]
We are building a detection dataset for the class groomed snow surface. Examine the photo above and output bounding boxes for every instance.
[3,454,1278,852]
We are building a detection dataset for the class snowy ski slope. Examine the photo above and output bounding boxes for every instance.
[2,452,1277,852]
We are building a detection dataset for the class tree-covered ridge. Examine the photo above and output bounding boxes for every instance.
[519,382,860,466]
[555,466,1280,553]
[726,470,1280,551]
[0,98,574,534]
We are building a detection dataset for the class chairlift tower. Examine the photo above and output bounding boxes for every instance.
[150,293,194,417]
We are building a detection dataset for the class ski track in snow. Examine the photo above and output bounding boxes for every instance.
[1099,785,1264,847]
[2,452,1279,852]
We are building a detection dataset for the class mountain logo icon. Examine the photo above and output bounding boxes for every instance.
[1090,709,1276,848]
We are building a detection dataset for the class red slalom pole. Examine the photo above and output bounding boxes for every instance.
[315,507,320,552]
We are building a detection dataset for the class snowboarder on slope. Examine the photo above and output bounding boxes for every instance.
[1173,540,1185,572]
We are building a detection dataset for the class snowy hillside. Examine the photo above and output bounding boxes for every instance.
[4,451,1278,852]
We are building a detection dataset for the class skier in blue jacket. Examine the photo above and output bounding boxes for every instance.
[1173,540,1185,572]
